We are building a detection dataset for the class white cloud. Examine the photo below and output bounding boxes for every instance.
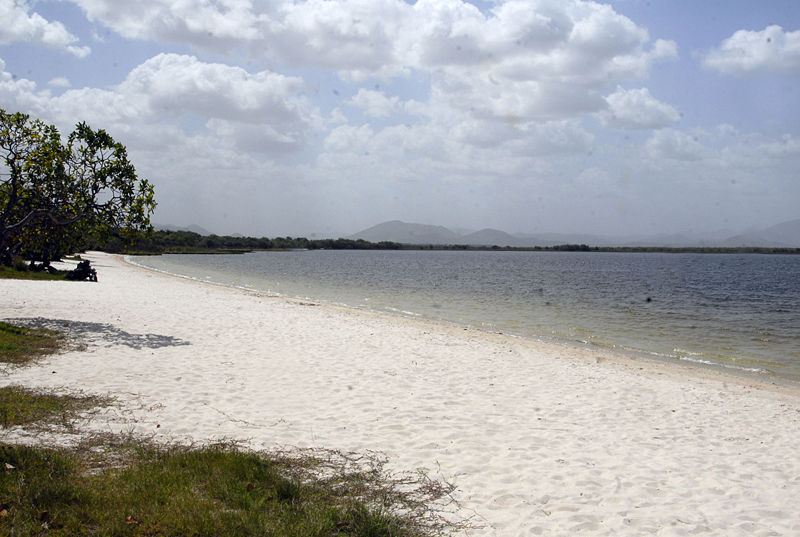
[478,3,677,85]
[719,131,800,163]
[42,0,681,198]
[318,111,593,197]
[404,0,487,68]
[348,89,400,118]
[327,107,348,126]
[67,0,681,81]
[0,0,90,57]
[323,123,375,154]
[450,117,594,154]
[599,87,680,129]
[3,53,320,158]
[207,119,305,155]
[407,0,677,129]
[0,57,42,112]
[72,0,407,77]
[48,77,71,88]
[72,0,266,46]
[704,25,800,76]
[758,134,800,158]
[119,54,312,128]
[645,129,707,161]
[522,119,595,155]
[269,0,409,78]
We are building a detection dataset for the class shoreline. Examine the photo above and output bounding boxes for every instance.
[2,251,799,536]
[125,253,799,395]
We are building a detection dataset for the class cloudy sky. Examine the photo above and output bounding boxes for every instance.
[2,0,798,238]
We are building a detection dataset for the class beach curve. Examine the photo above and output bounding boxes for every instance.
[1,251,799,536]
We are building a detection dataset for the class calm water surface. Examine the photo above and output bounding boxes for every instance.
[131,251,800,383]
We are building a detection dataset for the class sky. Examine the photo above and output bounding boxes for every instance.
[1,0,799,238]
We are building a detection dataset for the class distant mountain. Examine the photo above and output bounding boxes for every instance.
[721,218,800,247]
[349,219,800,248]
[350,221,461,244]
[459,228,528,247]
[350,221,585,246]
[763,218,800,246]
[350,221,612,247]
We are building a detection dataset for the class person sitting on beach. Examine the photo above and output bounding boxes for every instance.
[66,260,98,282]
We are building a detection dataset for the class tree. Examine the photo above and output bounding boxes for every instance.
[0,109,156,264]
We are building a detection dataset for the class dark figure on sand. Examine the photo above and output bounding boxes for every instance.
[66,260,97,282]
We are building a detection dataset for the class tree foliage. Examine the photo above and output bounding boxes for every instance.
[0,109,155,264]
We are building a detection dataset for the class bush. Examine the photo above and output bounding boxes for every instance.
[12,257,28,272]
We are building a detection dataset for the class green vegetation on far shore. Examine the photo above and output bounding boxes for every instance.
[93,229,800,256]
[94,229,403,255]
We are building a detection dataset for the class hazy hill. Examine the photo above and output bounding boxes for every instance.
[721,219,800,247]
[459,228,528,247]
[763,218,800,246]
[349,219,800,247]
[350,220,461,244]
[350,221,610,246]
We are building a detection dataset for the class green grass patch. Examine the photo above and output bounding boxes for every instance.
[0,386,109,430]
[0,265,67,280]
[0,322,65,365]
[0,441,461,536]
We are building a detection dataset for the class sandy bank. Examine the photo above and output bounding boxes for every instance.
[2,252,798,536]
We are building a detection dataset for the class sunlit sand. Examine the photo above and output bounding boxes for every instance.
[2,252,798,536]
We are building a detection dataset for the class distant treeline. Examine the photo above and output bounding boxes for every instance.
[91,230,800,256]
[406,243,800,254]
[93,230,403,254]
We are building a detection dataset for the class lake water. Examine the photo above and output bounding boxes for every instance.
[130,250,800,384]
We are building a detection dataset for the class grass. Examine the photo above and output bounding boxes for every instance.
[0,441,459,536]
[0,321,464,536]
[0,386,109,430]
[0,322,65,366]
[0,258,67,280]
[0,265,67,280]
[0,321,105,430]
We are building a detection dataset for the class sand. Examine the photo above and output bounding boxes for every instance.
[1,251,799,536]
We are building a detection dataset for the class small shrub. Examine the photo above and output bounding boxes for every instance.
[12,257,28,272]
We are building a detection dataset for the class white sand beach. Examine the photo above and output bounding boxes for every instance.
[2,251,799,536]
